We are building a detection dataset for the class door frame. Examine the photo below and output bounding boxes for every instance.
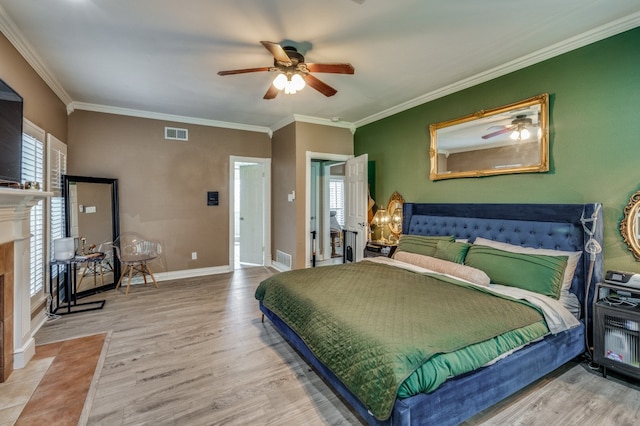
[229,156,272,269]
[305,151,352,268]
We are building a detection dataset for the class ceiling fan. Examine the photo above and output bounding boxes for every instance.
[481,114,538,140]
[217,41,355,99]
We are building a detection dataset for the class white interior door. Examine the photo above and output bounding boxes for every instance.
[345,154,368,262]
[239,163,264,265]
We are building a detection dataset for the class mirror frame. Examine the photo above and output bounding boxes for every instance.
[429,93,549,181]
[387,191,404,239]
[62,175,121,294]
[621,190,640,261]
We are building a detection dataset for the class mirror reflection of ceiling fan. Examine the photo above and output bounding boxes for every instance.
[482,114,538,140]
[217,41,355,99]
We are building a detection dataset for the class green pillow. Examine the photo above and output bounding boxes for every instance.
[464,245,568,299]
[433,240,471,264]
[394,235,455,258]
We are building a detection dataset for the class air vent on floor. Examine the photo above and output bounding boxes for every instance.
[276,250,292,270]
[164,127,188,141]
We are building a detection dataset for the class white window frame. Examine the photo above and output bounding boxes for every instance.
[46,134,67,291]
[22,119,46,305]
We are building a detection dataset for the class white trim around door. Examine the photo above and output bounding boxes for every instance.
[229,156,272,269]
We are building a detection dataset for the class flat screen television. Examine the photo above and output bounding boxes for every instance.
[0,79,23,185]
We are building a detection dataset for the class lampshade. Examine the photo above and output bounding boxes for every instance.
[372,207,391,243]
[391,209,402,226]
[272,73,306,94]
[372,208,390,226]
[273,73,287,90]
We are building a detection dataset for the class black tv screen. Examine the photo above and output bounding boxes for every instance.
[0,79,23,184]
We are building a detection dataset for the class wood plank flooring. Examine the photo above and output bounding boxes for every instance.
[34,267,640,425]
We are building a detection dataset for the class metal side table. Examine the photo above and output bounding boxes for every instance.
[49,255,106,315]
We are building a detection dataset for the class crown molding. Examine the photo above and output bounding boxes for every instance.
[70,102,272,136]
[0,5,73,106]
[270,114,356,134]
[2,3,638,133]
[354,11,640,128]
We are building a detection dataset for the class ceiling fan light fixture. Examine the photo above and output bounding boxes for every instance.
[510,127,531,141]
[291,73,306,91]
[273,73,288,90]
[273,72,306,95]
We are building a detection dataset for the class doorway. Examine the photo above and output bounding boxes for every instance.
[229,156,271,270]
[306,152,367,268]
[309,160,346,264]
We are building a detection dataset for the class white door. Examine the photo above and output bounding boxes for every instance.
[344,154,368,262]
[239,163,264,265]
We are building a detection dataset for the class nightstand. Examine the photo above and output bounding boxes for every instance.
[593,281,640,380]
[364,241,397,258]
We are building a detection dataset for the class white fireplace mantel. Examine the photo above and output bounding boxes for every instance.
[0,187,52,371]
[0,187,52,242]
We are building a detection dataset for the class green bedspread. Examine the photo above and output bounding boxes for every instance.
[255,261,548,420]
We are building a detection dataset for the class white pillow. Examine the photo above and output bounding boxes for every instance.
[473,237,582,292]
[393,251,490,286]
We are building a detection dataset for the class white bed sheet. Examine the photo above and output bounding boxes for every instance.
[364,256,580,334]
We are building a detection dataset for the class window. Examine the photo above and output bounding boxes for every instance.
[22,120,45,299]
[47,134,67,280]
[329,178,345,227]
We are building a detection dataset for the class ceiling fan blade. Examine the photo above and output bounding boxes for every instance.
[304,74,337,97]
[481,126,513,139]
[260,41,292,66]
[217,67,271,76]
[306,63,355,74]
[263,84,279,100]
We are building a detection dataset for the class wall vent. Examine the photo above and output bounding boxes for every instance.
[164,127,188,141]
[275,250,292,269]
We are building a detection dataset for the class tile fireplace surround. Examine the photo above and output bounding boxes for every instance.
[0,187,51,382]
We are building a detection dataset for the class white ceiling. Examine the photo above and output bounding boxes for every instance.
[1,0,639,134]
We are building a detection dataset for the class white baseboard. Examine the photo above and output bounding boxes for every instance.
[271,261,290,272]
[13,337,35,369]
[125,265,233,285]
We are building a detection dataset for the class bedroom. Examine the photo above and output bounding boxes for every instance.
[1,1,640,424]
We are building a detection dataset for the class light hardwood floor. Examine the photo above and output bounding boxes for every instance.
[34,267,640,425]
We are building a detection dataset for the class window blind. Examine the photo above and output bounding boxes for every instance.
[47,134,67,281]
[329,178,345,227]
[22,123,45,298]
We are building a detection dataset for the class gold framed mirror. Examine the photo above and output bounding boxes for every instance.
[387,191,404,241]
[429,94,549,181]
[621,190,640,261]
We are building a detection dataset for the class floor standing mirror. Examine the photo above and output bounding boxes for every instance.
[63,175,120,297]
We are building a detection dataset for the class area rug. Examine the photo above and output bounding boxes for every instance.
[15,332,110,426]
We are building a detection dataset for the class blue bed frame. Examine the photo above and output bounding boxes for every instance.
[260,203,603,425]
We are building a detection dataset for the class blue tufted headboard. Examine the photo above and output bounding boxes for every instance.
[402,203,604,318]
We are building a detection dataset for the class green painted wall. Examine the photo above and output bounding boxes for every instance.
[354,27,640,274]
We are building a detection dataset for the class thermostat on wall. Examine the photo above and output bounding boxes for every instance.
[207,191,219,206]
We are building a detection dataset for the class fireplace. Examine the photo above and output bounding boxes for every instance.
[0,187,50,382]
[0,245,13,382]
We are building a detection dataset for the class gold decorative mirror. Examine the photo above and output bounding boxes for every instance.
[429,94,549,181]
[621,190,640,261]
[387,191,404,241]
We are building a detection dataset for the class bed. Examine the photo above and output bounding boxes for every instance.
[256,203,604,425]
